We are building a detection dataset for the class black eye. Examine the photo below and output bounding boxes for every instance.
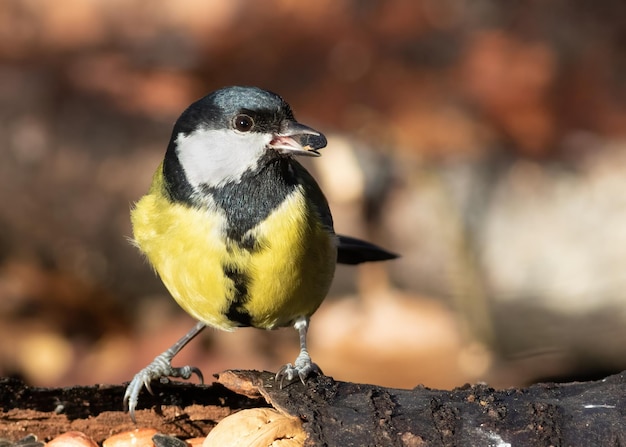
[233,114,254,132]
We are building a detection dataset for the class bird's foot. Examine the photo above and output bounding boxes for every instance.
[275,350,322,389]
[123,351,203,421]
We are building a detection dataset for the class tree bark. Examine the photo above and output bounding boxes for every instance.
[1,370,625,446]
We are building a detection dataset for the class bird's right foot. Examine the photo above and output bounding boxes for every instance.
[123,351,203,422]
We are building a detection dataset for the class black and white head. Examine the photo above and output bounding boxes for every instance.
[163,86,327,201]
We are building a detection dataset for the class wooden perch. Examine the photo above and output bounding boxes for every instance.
[1,370,625,446]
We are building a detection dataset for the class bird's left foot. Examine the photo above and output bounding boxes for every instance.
[275,350,322,388]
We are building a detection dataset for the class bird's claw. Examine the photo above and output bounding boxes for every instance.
[123,352,203,422]
[275,352,322,389]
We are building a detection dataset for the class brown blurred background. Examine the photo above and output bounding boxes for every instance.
[1,0,626,391]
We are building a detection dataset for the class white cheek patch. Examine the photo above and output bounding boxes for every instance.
[176,128,271,188]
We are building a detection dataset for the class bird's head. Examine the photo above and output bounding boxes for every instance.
[164,86,327,193]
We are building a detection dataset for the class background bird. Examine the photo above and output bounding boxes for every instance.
[124,86,397,419]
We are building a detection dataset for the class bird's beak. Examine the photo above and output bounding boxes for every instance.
[268,120,327,157]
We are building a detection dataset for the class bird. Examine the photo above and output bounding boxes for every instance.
[124,86,397,420]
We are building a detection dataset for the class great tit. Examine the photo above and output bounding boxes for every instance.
[124,86,397,420]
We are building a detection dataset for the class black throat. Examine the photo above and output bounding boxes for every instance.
[163,147,302,245]
[201,153,301,244]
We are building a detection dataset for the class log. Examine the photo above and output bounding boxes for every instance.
[1,370,625,446]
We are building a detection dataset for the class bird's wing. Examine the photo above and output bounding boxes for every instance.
[291,161,397,265]
[292,161,335,232]
[336,234,398,265]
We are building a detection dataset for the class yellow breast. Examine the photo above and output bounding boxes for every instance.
[131,169,337,331]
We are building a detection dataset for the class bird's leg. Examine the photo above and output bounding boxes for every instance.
[275,316,322,388]
[124,321,206,421]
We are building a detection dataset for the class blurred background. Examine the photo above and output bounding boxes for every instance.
[1,0,626,391]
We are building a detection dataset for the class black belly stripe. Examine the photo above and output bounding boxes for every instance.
[223,263,252,327]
